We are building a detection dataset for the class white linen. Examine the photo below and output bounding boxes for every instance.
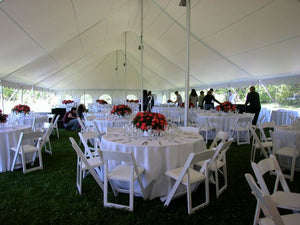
[273,125,300,171]
[100,131,206,199]
[17,115,48,130]
[270,109,299,125]
[93,118,130,133]
[0,125,32,172]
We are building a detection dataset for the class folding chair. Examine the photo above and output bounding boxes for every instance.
[69,137,103,194]
[249,126,271,162]
[195,139,233,198]
[258,121,275,142]
[164,150,215,214]
[51,115,60,139]
[101,150,146,211]
[40,120,55,155]
[77,117,88,133]
[10,131,43,173]
[78,131,101,158]
[230,116,253,145]
[245,173,300,225]
[272,131,299,181]
[251,155,300,225]
[199,118,216,144]
[208,130,229,151]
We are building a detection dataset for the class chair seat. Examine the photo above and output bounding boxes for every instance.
[260,213,300,225]
[255,141,273,149]
[166,167,205,185]
[272,191,300,211]
[108,165,144,182]
[11,145,38,154]
[195,160,223,171]
[275,147,299,157]
[82,157,103,171]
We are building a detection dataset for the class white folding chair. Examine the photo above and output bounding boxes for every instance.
[230,116,253,145]
[258,121,275,142]
[10,131,43,173]
[164,150,215,214]
[179,126,200,134]
[251,155,300,225]
[69,137,103,194]
[77,117,88,133]
[51,115,60,139]
[101,150,146,211]
[208,130,229,151]
[249,126,271,162]
[199,118,216,144]
[245,173,300,225]
[40,120,55,155]
[78,131,101,158]
[195,139,233,198]
[272,131,299,181]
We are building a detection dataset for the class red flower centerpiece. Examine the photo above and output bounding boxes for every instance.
[132,112,168,131]
[62,100,74,104]
[0,109,8,123]
[127,99,139,103]
[179,102,195,108]
[167,99,173,103]
[96,99,108,104]
[215,101,236,112]
[12,104,31,115]
[110,105,132,117]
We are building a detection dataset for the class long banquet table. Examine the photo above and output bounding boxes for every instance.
[0,125,32,172]
[100,131,207,200]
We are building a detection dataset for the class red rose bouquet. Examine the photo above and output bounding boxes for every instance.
[215,101,236,112]
[62,100,74,104]
[0,109,8,123]
[167,99,173,103]
[110,105,132,116]
[96,99,108,104]
[127,99,139,103]
[12,104,31,114]
[132,112,168,131]
[179,102,195,108]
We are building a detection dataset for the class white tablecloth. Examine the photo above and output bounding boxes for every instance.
[0,125,32,172]
[93,118,130,133]
[195,112,253,134]
[17,115,48,130]
[270,110,299,125]
[100,132,206,199]
[273,125,300,171]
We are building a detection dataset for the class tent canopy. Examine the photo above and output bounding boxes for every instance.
[0,0,300,92]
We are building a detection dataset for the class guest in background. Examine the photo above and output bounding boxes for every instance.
[189,89,198,107]
[198,91,205,109]
[77,104,87,120]
[147,91,154,112]
[62,107,78,131]
[174,91,183,106]
[227,89,236,104]
[142,89,148,111]
[203,90,221,110]
[245,86,261,125]
[210,88,215,108]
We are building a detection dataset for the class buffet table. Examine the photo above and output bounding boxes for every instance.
[0,125,32,172]
[100,131,206,199]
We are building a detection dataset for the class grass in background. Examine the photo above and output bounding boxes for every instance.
[0,129,299,225]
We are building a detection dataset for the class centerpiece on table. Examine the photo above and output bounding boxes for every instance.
[0,109,8,124]
[12,104,31,115]
[215,101,236,112]
[62,100,74,105]
[179,101,195,108]
[167,99,173,103]
[132,112,168,132]
[110,104,132,117]
[127,99,139,103]
[96,99,108,104]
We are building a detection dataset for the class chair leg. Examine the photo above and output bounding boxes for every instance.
[290,157,296,181]
[21,153,26,174]
[10,151,19,171]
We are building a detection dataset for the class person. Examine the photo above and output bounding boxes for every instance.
[147,91,154,112]
[77,104,87,120]
[174,91,183,106]
[245,86,261,125]
[210,88,215,108]
[198,91,205,109]
[203,90,221,110]
[189,89,198,107]
[142,90,148,111]
[62,107,78,131]
[227,89,236,104]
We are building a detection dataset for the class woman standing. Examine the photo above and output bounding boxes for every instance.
[189,89,198,107]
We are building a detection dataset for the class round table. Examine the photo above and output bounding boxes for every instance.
[93,118,130,133]
[0,125,32,172]
[100,131,206,199]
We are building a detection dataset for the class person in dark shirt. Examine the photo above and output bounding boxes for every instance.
[62,107,77,130]
[203,90,221,110]
[245,86,261,125]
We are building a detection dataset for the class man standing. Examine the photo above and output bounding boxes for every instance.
[245,86,261,125]
[174,91,183,106]
[227,90,236,104]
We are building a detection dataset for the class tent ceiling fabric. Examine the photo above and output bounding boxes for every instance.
[0,0,299,91]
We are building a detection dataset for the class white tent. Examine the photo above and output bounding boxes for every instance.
[0,0,300,92]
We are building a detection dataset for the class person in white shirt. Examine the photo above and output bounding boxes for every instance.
[227,90,236,104]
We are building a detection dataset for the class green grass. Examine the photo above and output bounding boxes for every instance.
[0,129,299,225]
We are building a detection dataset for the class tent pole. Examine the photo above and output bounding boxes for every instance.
[184,0,191,127]
[140,0,144,112]
[0,80,4,112]
[125,32,128,103]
